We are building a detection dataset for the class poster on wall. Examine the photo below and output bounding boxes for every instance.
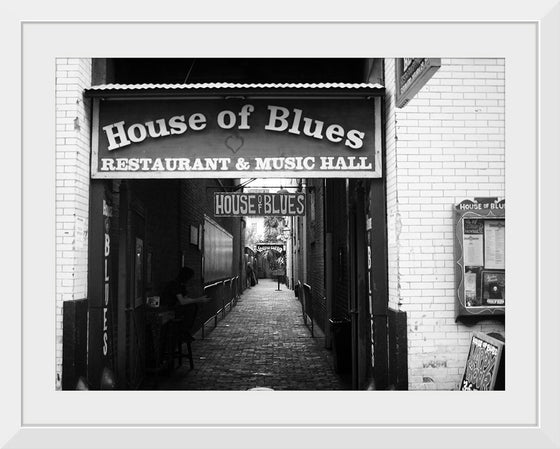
[463,234,484,266]
[464,271,478,306]
[463,218,484,266]
[482,271,505,306]
[484,220,505,269]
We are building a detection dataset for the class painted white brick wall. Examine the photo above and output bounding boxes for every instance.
[55,58,92,389]
[384,58,505,390]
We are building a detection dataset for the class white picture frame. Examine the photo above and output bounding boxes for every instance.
[7,2,560,448]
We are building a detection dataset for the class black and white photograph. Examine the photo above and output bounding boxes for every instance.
[5,6,560,449]
[57,57,507,392]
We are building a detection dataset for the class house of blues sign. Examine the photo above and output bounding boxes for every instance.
[89,91,382,178]
[214,192,306,217]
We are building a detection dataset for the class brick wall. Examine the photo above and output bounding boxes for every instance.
[306,179,326,331]
[179,179,242,332]
[384,58,506,390]
[55,58,93,388]
[327,179,350,320]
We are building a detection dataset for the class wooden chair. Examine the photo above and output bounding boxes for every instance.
[165,313,195,371]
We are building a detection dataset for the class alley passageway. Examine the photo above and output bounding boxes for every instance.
[151,279,350,390]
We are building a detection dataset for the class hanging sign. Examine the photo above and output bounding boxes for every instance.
[256,243,285,252]
[90,96,382,179]
[214,192,305,217]
[395,58,441,108]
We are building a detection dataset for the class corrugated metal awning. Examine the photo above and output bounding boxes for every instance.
[84,82,385,98]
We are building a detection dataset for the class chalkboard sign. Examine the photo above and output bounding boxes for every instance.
[460,332,505,391]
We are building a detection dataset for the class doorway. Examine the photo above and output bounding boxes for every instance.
[126,203,147,388]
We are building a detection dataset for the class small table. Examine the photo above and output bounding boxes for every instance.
[145,308,175,385]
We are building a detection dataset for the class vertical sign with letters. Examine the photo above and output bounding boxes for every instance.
[87,182,116,389]
[102,199,112,359]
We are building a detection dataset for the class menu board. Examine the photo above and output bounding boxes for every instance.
[460,332,504,391]
[464,234,484,266]
[463,219,484,266]
[484,220,505,269]
[454,199,505,319]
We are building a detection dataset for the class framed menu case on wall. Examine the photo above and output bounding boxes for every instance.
[453,198,505,321]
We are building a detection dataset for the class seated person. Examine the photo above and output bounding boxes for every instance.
[162,267,211,342]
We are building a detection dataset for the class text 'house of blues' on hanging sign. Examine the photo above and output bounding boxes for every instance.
[89,96,382,179]
[214,192,306,217]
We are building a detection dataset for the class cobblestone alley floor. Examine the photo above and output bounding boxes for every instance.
[149,278,350,390]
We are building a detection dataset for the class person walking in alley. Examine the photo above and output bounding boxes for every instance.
[246,261,256,287]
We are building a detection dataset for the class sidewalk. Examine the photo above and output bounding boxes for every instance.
[151,278,350,390]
